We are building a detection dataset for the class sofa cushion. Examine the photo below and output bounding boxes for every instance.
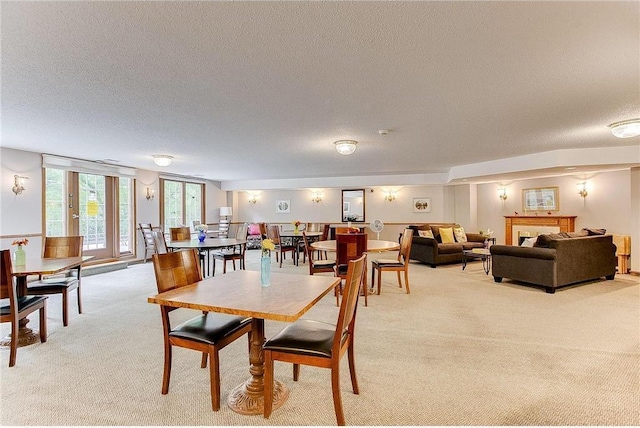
[453,226,467,243]
[439,227,455,244]
[438,243,463,254]
[418,229,434,239]
[582,227,606,236]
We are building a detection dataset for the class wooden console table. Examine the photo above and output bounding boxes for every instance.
[505,215,576,245]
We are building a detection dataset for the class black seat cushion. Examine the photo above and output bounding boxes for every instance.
[372,259,404,267]
[27,277,78,292]
[0,296,48,316]
[313,260,336,268]
[169,313,251,345]
[263,319,335,358]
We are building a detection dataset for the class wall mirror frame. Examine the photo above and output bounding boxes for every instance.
[341,189,365,222]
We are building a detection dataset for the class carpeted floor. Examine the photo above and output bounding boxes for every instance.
[1,249,639,426]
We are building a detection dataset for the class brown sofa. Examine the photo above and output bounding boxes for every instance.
[407,223,486,267]
[490,233,617,293]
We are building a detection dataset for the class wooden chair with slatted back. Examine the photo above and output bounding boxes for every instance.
[263,253,367,426]
[151,249,252,411]
[152,230,169,254]
[212,224,248,274]
[267,225,296,268]
[26,236,83,326]
[139,223,156,262]
[302,231,336,276]
[335,233,368,306]
[372,228,414,295]
[1,250,48,367]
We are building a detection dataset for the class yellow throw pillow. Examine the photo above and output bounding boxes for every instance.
[440,227,455,243]
[418,229,434,239]
[453,226,467,243]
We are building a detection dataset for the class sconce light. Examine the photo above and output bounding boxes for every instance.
[577,182,588,199]
[498,187,508,201]
[146,187,155,201]
[311,192,322,203]
[248,194,258,204]
[384,191,396,202]
[12,175,28,195]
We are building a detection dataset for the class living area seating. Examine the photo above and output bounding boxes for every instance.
[407,223,485,267]
[490,233,617,293]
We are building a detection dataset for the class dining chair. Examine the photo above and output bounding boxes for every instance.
[25,236,83,327]
[263,253,367,426]
[169,226,191,241]
[212,224,248,275]
[318,224,331,260]
[151,249,252,411]
[0,250,48,367]
[267,225,296,268]
[335,233,368,306]
[371,228,414,295]
[302,232,336,276]
[139,223,156,262]
[152,230,169,254]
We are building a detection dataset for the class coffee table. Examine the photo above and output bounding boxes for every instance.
[462,249,491,275]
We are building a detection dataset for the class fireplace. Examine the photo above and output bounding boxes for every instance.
[504,216,576,245]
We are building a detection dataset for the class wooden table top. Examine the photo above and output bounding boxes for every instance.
[310,239,400,253]
[11,255,94,276]
[167,238,246,250]
[148,270,340,323]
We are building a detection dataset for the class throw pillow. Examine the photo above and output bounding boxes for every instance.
[533,234,552,248]
[453,226,467,243]
[439,227,455,244]
[582,228,606,236]
[248,223,261,235]
[418,229,434,239]
[521,237,537,247]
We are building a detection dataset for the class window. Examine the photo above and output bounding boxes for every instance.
[161,179,205,232]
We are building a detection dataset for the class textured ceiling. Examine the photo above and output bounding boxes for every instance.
[1,1,639,188]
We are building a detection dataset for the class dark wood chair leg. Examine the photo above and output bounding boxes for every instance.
[62,289,69,326]
[162,342,172,395]
[39,305,47,343]
[331,366,346,426]
[77,283,82,314]
[209,348,220,411]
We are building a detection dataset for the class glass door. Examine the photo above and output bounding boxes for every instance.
[71,173,113,259]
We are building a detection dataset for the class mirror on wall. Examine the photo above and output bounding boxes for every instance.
[341,189,365,222]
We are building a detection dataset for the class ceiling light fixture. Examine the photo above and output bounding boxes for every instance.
[334,140,358,155]
[608,119,640,138]
[152,155,173,167]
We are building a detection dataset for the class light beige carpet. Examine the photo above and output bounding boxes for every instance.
[1,250,639,426]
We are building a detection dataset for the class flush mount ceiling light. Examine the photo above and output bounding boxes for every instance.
[152,155,173,167]
[334,140,358,155]
[609,119,640,138]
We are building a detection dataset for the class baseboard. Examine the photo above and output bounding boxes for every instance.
[82,261,128,277]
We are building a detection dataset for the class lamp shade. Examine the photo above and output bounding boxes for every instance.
[219,207,232,216]
[609,119,640,138]
[334,140,358,155]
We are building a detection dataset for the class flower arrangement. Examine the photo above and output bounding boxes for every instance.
[479,228,494,237]
[12,238,29,247]
[197,224,208,232]
[292,220,301,227]
[345,214,358,222]
[261,238,275,256]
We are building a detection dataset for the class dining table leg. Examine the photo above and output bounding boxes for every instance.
[227,318,289,415]
[0,276,42,348]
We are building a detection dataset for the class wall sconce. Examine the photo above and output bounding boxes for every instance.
[577,182,588,199]
[12,175,28,195]
[146,187,155,201]
[311,192,322,203]
[248,194,258,204]
[498,187,508,201]
[384,191,396,202]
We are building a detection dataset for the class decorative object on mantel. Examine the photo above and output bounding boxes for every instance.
[260,239,275,287]
[11,238,28,266]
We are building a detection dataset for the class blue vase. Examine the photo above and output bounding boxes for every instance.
[198,230,206,242]
[261,255,271,287]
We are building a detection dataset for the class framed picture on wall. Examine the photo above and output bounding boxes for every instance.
[413,197,431,213]
[343,202,350,213]
[522,187,559,212]
[276,200,291,214]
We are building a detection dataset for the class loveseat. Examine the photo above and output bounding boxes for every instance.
[407,223,486,267]
[490,233,617,293]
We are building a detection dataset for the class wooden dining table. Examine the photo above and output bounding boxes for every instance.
[167,238,247,276]
[1,255,93,348]
[278,230,322,265]
[148,270,341,416]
